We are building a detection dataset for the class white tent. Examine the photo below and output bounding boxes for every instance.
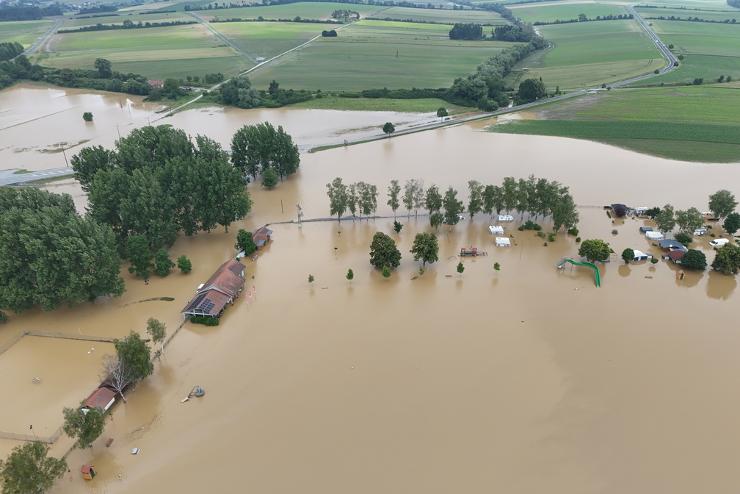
[495,237,511,247]
[498,215,514,222]
[645,231,664,240]
[489,225,504,235]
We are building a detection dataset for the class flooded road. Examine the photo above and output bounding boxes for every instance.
[0,85,739,493]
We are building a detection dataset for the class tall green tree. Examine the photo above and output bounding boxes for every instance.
[146,317,167,357]
[114,331,153,385]
[327,177,349,222]
[712,244,740,275]
[369,232,401,270]
[153,249,174,277]
[516,78,546,103]
[708,190,737,219]
[410,232,439,268]
[63,407,105,449]
[402,179,415,217]
[443,187,464,226]
[552,192,579,232]
[126,235,152,279]
[357,182,378,219]
[230,122,299,181]
[723,212,740,235]
[467,180,483,218]
[675,207,703,234]
[0,188,123,312]
[655,204,676,234]
[382,122,395,136]
[0,442,66,494]
[578,239,611,262]
[236,229,257,255]
[425,185,442,218]
[501,177,518,214]
[387,180,401,218]
[94,57,112,78]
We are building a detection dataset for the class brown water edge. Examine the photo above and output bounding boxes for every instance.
[0,83,439,172]
[1,116,737,492]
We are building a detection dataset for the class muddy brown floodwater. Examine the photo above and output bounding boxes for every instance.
[0,85,739,494]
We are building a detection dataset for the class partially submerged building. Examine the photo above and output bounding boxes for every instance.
[182,259,246,318]
[659,239,687,252]
[82,386,116,413]
[252,226,273,249]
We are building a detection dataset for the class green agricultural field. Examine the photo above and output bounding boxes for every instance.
[507,20,662,91]
[291,95,471,112]
[369,6,508,24]
[636,6,740,22]
[0,20,52,47]
[63,11,192,28]
[36,24,249,80]
[210,21,324,61]
[490,85,740,162]
[199,2,384,20]
[645,21,740,84]
[250,20,516,91]
[510,2,626,23]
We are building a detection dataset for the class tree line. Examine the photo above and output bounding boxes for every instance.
[642,15,737,24]
[326,175,579,231]
[0,3,63,21]
[0,42,23,62]
[218,76,313,108]
[532,13,635,26]
[58,19,197,33]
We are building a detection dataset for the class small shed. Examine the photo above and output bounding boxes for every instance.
[495,237,511,247]
[82,387,116,412]
[488,225,504,235]
[252,226,273,249]
[497,214,514,222]
[645,231,664,240]
[659,239,687,251]
[81,464,96,481]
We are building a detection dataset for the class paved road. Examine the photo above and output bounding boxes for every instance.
[18,18,63,58]
[0,168,74,186]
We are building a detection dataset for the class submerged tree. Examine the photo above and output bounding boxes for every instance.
[443,187,464,227]
[708,190,737,219]
[327,177,349,223]
[63,407,105,449]
[467,180,484,219]
[712,244,740,275]
[578,239,611,262]
[675,207,703,234]
[411,232,439,268]
[382,122,395,137]
[0,442,66,494]
[177,255,192,274]
[387,180,401,218]
[231,122,300,181]
[655,204,676,234]
[621,248,635,264]
[146,318,167,358]
[369,232,401,270]
[236,229,257,256]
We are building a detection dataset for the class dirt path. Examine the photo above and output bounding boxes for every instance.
[17,18,63,58]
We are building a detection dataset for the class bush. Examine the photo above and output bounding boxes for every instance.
[575,237,581,243]
[82,112,93,122]
[536,231,545,239]
[651,258,659,264]
[519,220,542,231]
[262,167,278,188]
[153,248,174,277]
[674,232,692,245]
[190,315,219,326]
[547,232,556,242]
[681,249,706,270]
[236,229,257,256]
[567,227,579,236]
[177,255,192,274]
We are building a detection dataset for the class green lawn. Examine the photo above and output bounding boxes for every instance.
[636,6,740,22]
[490,85,740,162]
[210,21,324,60]
[645,21,740,84]
[507,20,663,90]
[199,2,385,20]
[0,20,52,47]
[37,24,249,79]
[510,2,626,23]
[250,20,517,90]
[290,95,470,112]
[369,6,508,24]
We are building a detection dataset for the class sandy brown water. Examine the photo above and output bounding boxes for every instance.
[0,86,739,493]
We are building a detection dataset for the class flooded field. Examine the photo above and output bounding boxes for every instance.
[0,85,739,493]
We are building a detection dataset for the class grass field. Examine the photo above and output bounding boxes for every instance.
[636,6,740,21]
[645,21,740,84]
[491,85,740,162]
[369,6,508,24]
[249,20,516,91]
[0,20,52,47]
[510,2,626,23]
[37,24,249,80]
[290,95,470,112]
[211,21,325,61]
[199,2,384,20]
[507,20,662,90]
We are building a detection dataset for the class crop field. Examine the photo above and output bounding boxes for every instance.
[646,21,740,84]
[491,85,740,162]
[250,20,516,91]
[291,95,470,112]
[510,2,626,23]
[507,20,662,90]
[369,6,508,24]
[635,6,740,22]
[211,21,325,61]
[0,20,52,47]
[64,11,192,28]
[37,24,249,80]
[199,2,385,20]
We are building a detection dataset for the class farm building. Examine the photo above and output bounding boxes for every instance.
[182,259,245,318]
[252,226,273,249]
[82,386,116,412]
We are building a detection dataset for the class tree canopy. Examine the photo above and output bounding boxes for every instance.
[63,407,105,449]
[712,244,740,275]
[708,190,737,219]
[578,239,611,262]
[114,331,153,385]
[675,207,703,234]
[411,233,439,268]
[327,177,349,222]
[0,442,66,494]
[655,204,676,234]
[516,78,547,104]
[73,126,251,253]
[230,122,299,182]
[723,212,740,235]
[0,188,123,312]
[369,232,401,270]
[681,249,707,271]
[443,187,464,226]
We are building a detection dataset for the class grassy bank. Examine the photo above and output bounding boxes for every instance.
[290,96,470,112]
[490,86,740,162]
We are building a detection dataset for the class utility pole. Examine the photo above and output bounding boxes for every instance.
[62,147,69,168]
[296,203,303,226]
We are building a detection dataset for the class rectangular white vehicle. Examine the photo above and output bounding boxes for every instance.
[694,228,707,236]
[495,237,511,247]
[498,215,514,222]
[645,231,664,240]
[489,225,504,235]
[710,238,729,248]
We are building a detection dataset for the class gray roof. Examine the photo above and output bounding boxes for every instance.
[659,239,687,251]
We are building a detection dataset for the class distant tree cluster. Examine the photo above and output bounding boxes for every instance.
[532,13,634,26]
[0,188,123,312]
[516,78,547,104]
[231,122,300,185]
[0,42,23,62]
[0,3,63,21]
[644,14,736,24]
[58,19,197,33]
[449,23,483,40]
[218,76,312,108]
[321,29,338,37]
[326,178,379,222]
[72,126,251,261]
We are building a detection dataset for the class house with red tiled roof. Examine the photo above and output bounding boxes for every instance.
[181,259,245,318]
[82,386,116,412]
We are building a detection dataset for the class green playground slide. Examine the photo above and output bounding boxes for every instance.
[557,258,601,287]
